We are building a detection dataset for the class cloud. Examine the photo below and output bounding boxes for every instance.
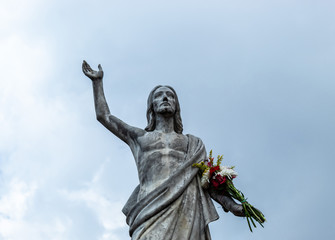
[1,1,334,239]
[0,179,37,222]
[0,0,41,30]
[0,179,70,240]
[60,160,127,240]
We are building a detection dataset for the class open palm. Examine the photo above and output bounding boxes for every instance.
[82,60,104,81]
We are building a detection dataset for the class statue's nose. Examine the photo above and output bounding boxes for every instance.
[163,96,168,102]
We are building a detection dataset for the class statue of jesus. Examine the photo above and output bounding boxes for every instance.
[82,61,244,240]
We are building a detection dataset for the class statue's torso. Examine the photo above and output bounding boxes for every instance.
[133,131,188,200]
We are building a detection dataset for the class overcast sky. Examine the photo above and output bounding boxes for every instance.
[1,0,334,239]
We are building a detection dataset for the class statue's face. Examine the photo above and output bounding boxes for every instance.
[152,86,176,115]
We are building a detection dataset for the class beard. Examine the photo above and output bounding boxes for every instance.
[155,105,175,116]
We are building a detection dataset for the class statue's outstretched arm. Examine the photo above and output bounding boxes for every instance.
[82,60,143,144]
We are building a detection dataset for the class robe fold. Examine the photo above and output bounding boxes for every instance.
[122,134,219,240]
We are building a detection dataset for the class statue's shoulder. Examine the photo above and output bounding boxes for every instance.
[130,127,147,139]
[185,134,205,147]
[185,133,202,141]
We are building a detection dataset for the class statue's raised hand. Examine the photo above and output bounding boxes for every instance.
[82,60,104,81]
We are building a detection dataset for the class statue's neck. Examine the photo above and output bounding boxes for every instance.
[155,114,174,133]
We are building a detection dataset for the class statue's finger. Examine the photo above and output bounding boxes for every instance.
[98,64,103,71]
[82,63,87,73]
[83,60,89,68]
[83,65,93,76]
[83,64,90,74]
[86,64,93,72]
[83,62,89,71]
[82,60,91,71]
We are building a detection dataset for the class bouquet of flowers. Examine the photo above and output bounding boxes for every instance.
[193,150,266,232]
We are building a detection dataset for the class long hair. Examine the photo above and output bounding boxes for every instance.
[145,85,183,134]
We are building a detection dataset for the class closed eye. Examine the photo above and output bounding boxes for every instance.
[154,92,163,98]
[167,92,175,98]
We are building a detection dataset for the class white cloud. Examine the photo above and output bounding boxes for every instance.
[0,1,334,239]
[0,0,41,31]
[61,162,127,240]
[0,10,127,237]
[0,179,37,222]
[0,179,71,240]
[0,33,51,150]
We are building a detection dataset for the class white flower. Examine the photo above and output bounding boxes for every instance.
[201,168,211,188]
[219,166,238,179]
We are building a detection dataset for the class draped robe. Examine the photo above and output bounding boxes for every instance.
[122,134,219,240]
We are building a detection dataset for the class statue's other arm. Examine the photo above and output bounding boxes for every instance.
[208,188,245,217]
[82,60,143,144]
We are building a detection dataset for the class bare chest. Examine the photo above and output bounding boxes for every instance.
[135,132,189,192]
[137,132,188,153]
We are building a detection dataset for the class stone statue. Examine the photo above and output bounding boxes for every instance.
[82,61,244,240]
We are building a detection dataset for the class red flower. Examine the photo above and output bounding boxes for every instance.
[205,160,212,167]
[210,166,220,175]
[215,174,227,185]
[211,178,220,188]
[210,174,227,188]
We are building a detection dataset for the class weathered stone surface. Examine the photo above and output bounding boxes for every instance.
[82,61,243,239]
